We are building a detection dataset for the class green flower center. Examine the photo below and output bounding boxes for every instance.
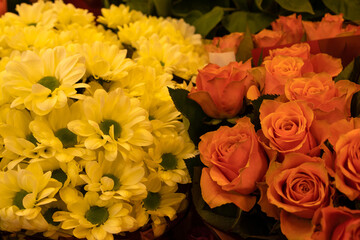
[52,169,67,184]
[99,119,121,139]
[54,128,77,148]
[38,76,60,92]
[103,174,120,191]
[44,207,60,226]
[85,206,109,225]
[26,133,38,145]
[160,153,178,170]
[143,192,161,210]
[28,23,37,26]
[160,61,165,67]
[13,189,28,209]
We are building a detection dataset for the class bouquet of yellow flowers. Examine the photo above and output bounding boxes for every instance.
[0,1,208,239]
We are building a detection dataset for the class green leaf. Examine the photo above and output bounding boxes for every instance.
[192,7,224,37]
[236,26,253,62]
[322,0,360,21]
[255,0,277,13]
[168,88,207,145]
[232,0,249,10]
[184,10,203,25]
[247,94,279,131]
[275,0,314,14]
[334,59,355,82]
[127,0,153,15]
[223,11,274,34]
[184,155,204,182]
[153,0,171,17]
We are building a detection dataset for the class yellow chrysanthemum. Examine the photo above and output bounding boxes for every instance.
[75,41,134,81]
[68,88,153,161]
[0,107,44,169]
[109,65,172,100]
[2,46,87,115]
[54,189,136,240]
[52,0,95,30]
[1,1,56,29]
[80,153,147,202]
[142,177,185,221]
[147,131,194,186]
[3,25,58,52]
[97,4,144,29]
[29,103,96,163]
[136,34,187,76]
[58,24,119,46]
[0,163,62,221]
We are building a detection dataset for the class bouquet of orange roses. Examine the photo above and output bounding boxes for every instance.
[170,13,360,240]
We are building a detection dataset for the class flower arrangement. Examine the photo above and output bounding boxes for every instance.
[170,13,360,240]
[0,1,208,239]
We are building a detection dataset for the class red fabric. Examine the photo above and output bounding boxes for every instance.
[63,0,102,16]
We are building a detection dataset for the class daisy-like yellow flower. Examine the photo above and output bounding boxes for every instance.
[54,189,136,240]
[0,163,62,221]
[75,41,134,81]
[52,0,95,30]
[147,131,194,186]
[68,88,153,161]
[59,24,119,46]
[136,34,187,76]
[97,4,144,29]
[109,65,172,100]
[29,102,96,163]
[80,153,147,202]
[2,46,87,115]
[142,177,186,221]
[3,25,58,52]
[1,1,56,29]
[0,107,43,169]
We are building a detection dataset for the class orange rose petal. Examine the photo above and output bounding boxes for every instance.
[311,53,342,77]
[200,168,256,211]
[188,91,222,119]
[280,211,313,240]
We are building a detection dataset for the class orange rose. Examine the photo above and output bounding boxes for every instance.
[312,206,360,240]
[199,117,268,211]
[327,118,360,201]
[205,32,244,54]
[253,29,283,48]
[271,14,304,45]
[263,55,304,95]
[285,72,360,122]
[266,153,333,240]
[267,43,311,60]
[303,14,344,41]
[188,60,253,119]
[265,43,342,77]
[259,100,322,157]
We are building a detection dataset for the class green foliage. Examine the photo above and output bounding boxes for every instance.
[335,59,355,82]
[192,7,224,37]
[167,88,207,145]
[322,0,360,21]
[236,26,253,62]
[223,11,275,34]
[153,0,171,16]
[247,94,279,131]
[274,0,314,14]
